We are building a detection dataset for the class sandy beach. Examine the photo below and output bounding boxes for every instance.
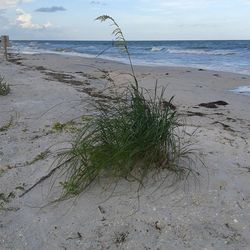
[0,53,250,249]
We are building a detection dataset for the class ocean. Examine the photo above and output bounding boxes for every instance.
[11,40,250,95]
[11,40,250,74]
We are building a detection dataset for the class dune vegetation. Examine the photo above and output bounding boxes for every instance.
[0,76,10,96]
[53,16,198,197]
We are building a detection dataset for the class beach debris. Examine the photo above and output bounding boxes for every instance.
[82,87,118,100]
[15,185,25,191]
[44,71,85,86]
[239,166,250,173]
[52,121,77,133]
[114,231,129,245]
[0,192,15,203]
[52,122,65,131]
[0,192,16,211]
[213,73,220,77]
[8,57,23,65]
[27,150,50,166]
[79,72,98,80]
[34,66,47,71]
[154,221,164,231]
[212,121,234,132]
[186,111,206,117]
[226,117,236,122]
[236,202,243,209]
[59,246,67,250]
[0,116,13,132]
[213,101,228,106]
[0,165,12,177]
[0,206,20,212]
[160,100,176,110]
[98,205,106,214]
[66,232,82,241]
[200,103,218,108]
[199,101,228,108]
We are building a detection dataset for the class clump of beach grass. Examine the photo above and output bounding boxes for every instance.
[0,76,10,96]
[57,85,191,196]
[0,116,14,132]
[52,15,199,197]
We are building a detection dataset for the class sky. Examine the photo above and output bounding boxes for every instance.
[0,0,250,40]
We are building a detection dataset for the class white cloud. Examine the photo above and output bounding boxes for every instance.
[141,0,213,8]
[16,8,51,29]
[0,0,32,9]
[141,0,250,9]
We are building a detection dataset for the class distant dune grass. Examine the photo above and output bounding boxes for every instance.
[0,76,10,96]
[54,16,200,197]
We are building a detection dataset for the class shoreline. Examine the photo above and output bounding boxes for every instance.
[11,51,250,77]
[14,51,250,76]
[1,53,250,249]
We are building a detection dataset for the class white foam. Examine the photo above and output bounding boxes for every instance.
[230,86,250,96]
[166,48,235,56]
[151,46,164,52]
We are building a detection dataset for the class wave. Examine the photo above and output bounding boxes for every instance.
[230,86,250,94]
[28,41,39,47]
[150,46,165,52]
[148,46,236,56]
[165,48,236,56]
[55,48,73,52]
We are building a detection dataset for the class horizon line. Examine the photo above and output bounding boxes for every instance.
[11,39,250,42]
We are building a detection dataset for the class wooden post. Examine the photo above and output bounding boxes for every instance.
[1,35,10,61]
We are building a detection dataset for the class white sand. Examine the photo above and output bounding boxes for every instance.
[0,53,250,250]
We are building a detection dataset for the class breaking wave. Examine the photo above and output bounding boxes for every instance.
[149,47,236,56]
[230,86,250,96]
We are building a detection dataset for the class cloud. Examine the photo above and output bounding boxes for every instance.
[35,6,67,13]
[241,0,250,4]
[16,8,52,29]
[90,1,106,6]
[141,0,250,9]
[0,0,32,10]
[140,0,214,9]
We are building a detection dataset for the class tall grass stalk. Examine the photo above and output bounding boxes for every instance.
[95,15,138,89]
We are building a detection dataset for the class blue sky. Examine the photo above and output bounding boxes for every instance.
[0,0,250,40]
